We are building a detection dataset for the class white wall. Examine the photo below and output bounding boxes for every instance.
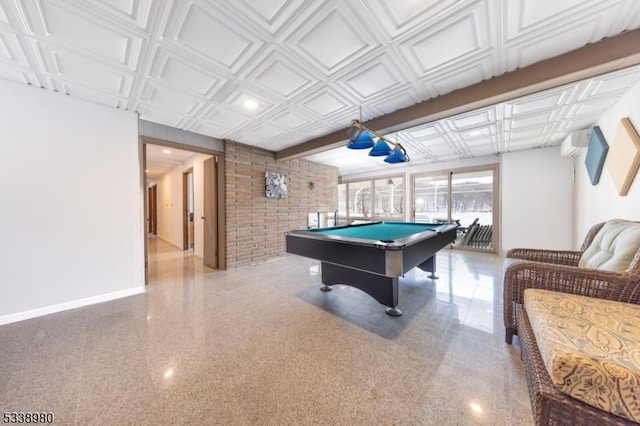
[0,81,144,324]
[155,154,212,258]
[501,146,574,253]
[574,80,640,246]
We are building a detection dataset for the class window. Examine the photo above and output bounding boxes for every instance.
[338,176,404,223]
[374,178,403,219]
[413,175,449,223]
[412,166,497,252]
[337,183,347,222]
[348,181,371,219]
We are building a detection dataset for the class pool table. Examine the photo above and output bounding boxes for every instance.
[285,221,457,316]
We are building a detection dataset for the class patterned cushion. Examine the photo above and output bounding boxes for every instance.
[524,289,640,423]
[578,219,640,272]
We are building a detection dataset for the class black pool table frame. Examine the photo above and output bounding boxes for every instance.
[285,222,457,316]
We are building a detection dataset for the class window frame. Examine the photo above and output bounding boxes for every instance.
[339,174,405,223]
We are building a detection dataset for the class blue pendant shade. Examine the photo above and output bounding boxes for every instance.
[368,139,392,156]
[347,130,375,149]
[384,146,409,163]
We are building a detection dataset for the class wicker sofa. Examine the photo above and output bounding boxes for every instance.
[503,220,640,345]
[518,294,640,425]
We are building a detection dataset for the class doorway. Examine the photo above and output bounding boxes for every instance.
[412,165,499,253]
[141,138,226,283]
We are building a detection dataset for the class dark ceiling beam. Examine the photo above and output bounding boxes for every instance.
[276,28,640,161]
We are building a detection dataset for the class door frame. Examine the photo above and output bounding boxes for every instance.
[148,184,157,235]
[182,168,194,250]
[140,136,226,282]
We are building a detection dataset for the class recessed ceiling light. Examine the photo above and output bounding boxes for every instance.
[145,169,149,173]
[163,149,172,154]
[469,130,482,136]
[470,402,483,414]
[244,99,258,110]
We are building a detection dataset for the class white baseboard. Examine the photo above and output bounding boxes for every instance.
[0,287,145,326]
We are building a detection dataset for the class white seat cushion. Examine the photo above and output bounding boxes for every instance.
[578,219,640,272]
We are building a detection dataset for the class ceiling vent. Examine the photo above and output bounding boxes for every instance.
[560,129,591,157]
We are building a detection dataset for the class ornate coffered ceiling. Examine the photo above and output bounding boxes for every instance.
[1,0,640,175]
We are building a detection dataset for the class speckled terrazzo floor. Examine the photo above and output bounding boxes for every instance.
[0,238,533,425]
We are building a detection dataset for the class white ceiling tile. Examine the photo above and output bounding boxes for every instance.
[222,87,276,116]
[59,80,125,107]
[0,2,9,25]
[563,116,602,132]
[286,123,334,145]
[405,124,441,139]
[190,122,231,139]
[39,46,133,96]
[449,108,495,129]
[282,2,382,75]
[201,107,252,131]
[367,92,418,116]
[92,0,154,29]
[298,11,366,69]
[139,105,187,128]
[0,32,29,67]
[413,139,457,156]
[144,82,202,115]
[519,0,586,30]
[343,62,402,99]
[227,0,308,34]
[0,66,35,85]
[21,1,143,69]
[302,89,349,117]
[508,89,570,116]
[458,125,495,140]
[267,109,311,130]
[512,25,598,70]
[168,2,264,73]
[508,111,556,129]
[378,0,442,28]
[257,60,309,97]
[429,61,489,96]
[239,0,289,22]
[151,49,225,97]
[467,141,497,156]
[247,122,287,140]
[362,0,469,40]
[580,65,640,99]
[246,50,318,99]
[571,97,619,117]
[410,14,480,73]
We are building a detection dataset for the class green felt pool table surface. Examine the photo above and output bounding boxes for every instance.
[307,222,444,242]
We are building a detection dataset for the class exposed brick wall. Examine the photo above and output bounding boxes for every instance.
[225,141,338,269]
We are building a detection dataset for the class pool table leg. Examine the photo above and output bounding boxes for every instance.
[321,262,401,316]
[417,255,439,279]
[385,307,402,316]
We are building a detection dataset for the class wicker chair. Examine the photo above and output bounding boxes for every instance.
[518,307,640,425]
[503,221,640,344]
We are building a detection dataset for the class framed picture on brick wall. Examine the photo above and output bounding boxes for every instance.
[265,172,288,199]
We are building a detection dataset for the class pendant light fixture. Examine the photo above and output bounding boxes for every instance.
[346,109,410,164]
